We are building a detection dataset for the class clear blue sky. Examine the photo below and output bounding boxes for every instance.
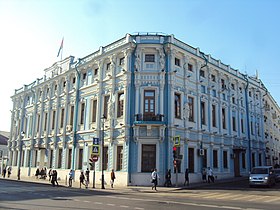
[0,0,279,131]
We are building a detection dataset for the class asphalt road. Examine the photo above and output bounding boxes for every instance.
[1,178,280,210]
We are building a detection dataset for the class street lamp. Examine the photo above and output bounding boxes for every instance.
[17,131,25,180]
[101,115,106,189]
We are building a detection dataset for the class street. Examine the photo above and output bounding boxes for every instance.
[1,178,280,210]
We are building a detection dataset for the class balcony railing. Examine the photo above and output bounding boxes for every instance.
[135,114,164,122]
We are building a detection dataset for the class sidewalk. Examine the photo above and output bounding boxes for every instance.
[0,175,248,193]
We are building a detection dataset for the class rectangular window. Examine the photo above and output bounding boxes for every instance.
[116,146,123,171]
[91,99,97,123]
[117,92,124,117]
[141,144,156,172]
[213,150,218,168]
[242,152,246,169]
[175,58,180,66]
[94,68,98,75]
[72,77,76,84]
[232,97,236,104]
[211,74,216,82]
[222,108,226,129]
[212,104,216,127]
[145,54,155,62]
[119,57,125,66]
[60,108,64,128]
[223,151,228,168]
[80,103,85,124]
[232,116,236,132]
[103,95,110,118]
[188,148,194,173]
[188,97,194,122]
[202,149,207,168]
[250,121,254,135]
[144,90,155,115]
[78,148,83,169]
[241,118,244,133]
[106,63,111,70]
[200,70,205,77]
[82,72,87,80]
[252,153,255,168]
[70,105,74,126]
[68,149,72,169]
[58,149,62,168]
[175,93,181,118]
[221,79,226,89]
[188,64,193,71]
[201,101,206,125]
[44,112,48,131]
[49,150,53,168]
[52,110,56,130]
[36,114,40,132]
[103,146,108,170]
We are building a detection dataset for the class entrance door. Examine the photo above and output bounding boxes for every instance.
[234,151,240,177]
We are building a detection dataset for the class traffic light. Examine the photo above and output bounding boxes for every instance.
[173,146,177,159]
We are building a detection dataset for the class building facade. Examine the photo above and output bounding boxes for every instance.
[8,33,280,186]
[0,131,9,174]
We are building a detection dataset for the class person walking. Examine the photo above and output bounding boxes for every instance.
[2,167,6,178]
[7,167,11,178]
[164,169,172,187]
[184,168,189,186]
[207,167,214,183]
[110,169,116,188]
[151,168,159,191]
[51,170,58,187]
[35,168,40,179]
[85,168,90,188]
[68,170,74,187]
[79,171,86,189]
[48,168,52,181]
[202,168,207,183]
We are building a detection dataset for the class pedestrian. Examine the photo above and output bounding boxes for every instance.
[68,169,74,187]
[164,169,172,187]
[202,168,207,183]
[48,168,52,181]
[207,167,214,183]
[79,171,86,188]
[85,168,90,187]
[3,167,6,178]
[35,168,40,179]
[151,168,159,191]
[110,169,116,188]
[51,170,59,186]
[7,167,11,178]
[184,168,189,186]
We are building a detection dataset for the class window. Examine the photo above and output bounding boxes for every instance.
[106,63,111,70]
[252,153,255,168]
[119,57,125,66]
[78,148,83,169]
[141,144,156,172]
[116,146,123,171]
[201,85,206,93]
[91,99,97,123]
[222,108,226,129]
[36,114,40,132]
[232,97,236,104]
[58,149,62,168]
[175,58,180,66]
[188,148,194,173]
[103,95,110,118]
[212,104,216,127]
[221,79,226,89]
[213,150,218,168]
[202,149,207,168]
[201,101,206,125]
[174,147,181,173]
[251,121,254,135]
[117,92,124,117]
[223,151,228,168]
[103,146,108,170]
[175,93,181,118]
[49,150,53,168]
[60,108,64,128]
[82,72,87,80]
[231,83,235,90]
[144,90,155,115]
[63,81,66,87]
[145,54,155,62]
[188,64,193,71]
[80,102,85,124]
[70,105,74,126]
[68,149,72,169]
[188,97,194,122]
[232,116,236,132]
[212,89,217,97]
[242,152,246,169]
[249,91,252,97]
[72,77,76,84]
[211,74,216,82]
[200,70,205,77]
[52,110,56,130]
[241,118,244,133]
[94,68,98,75]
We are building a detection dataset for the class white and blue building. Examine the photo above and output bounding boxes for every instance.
[8,33,280,186]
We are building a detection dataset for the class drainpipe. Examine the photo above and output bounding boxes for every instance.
[71,58,82,171]
[241,73,251,171]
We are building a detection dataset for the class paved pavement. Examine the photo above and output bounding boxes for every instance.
[0,174,248,193]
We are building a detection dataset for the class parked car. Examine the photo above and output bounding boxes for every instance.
[273,168,280,182]
[249,166,276,187]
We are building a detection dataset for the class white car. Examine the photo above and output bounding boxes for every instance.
[249,166,276,187]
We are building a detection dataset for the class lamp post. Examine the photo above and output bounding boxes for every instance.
[17,131,25,180]
[101,115,106,189]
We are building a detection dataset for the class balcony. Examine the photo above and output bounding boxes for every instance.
[134,114,164,125]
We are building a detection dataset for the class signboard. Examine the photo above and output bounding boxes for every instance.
[91,155,98,162]
[92,137,100,156]
[173,136,180,146]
